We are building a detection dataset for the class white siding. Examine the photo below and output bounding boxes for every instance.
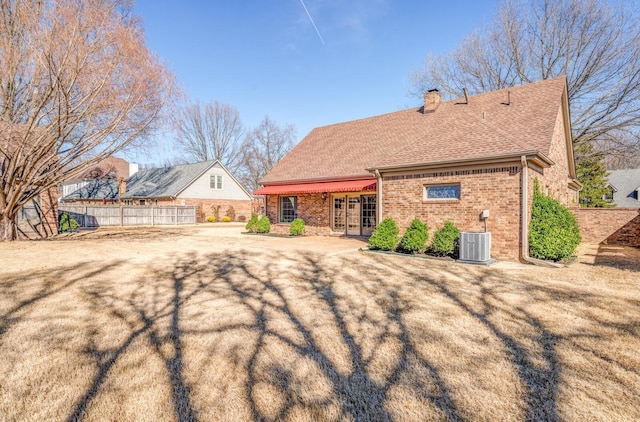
[178,162,251,200]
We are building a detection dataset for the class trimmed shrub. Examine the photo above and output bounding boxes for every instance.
[398,218,429,254]
[238,215,246,222]
[59,212,79,233]
[430,221,460,257]
[225,206,236,221]
[206,216,216,223]
[222,216,232,222]
[530,179,581,261]
[256,216,271,233]
[368,218,400,251]
[245,213,259,232]
[290,218,306,236]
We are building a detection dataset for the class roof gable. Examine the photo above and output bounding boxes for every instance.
[122,161,216,199]
[261,77,568,184]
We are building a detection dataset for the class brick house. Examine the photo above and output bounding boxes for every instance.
[121,160,252,222]
[255,77,581,261]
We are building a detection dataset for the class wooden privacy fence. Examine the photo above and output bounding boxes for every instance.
[58,205,197,227]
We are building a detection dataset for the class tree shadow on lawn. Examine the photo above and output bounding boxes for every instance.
[5,248,638,421]
[0,261,124,339]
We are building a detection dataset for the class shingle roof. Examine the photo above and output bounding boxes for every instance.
[608,168,640,208]
[261,77,567,184]
[122,161,215,199]
[63,179,120,201]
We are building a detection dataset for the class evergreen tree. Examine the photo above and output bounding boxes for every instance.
[576,143,613,208]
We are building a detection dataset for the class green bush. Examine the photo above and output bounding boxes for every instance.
[245,213,258,232]
[222,216,232,222]
[368,218,399,251]
[206,216,216,223]
[290,218,306,236]
[430,221,460,257]
[256,216,271,233]
[58,212,79,233]
[529,179,581,261]
[398,218,429,254]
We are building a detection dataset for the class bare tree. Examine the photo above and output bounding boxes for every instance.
[410,0,640,165]
[0,0,174,240]
[173,101,244,172]
[239,117,296,192]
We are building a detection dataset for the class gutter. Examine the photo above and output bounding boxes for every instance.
[520,155,564,268]
[366,150,555,174]
[374,169,382,224]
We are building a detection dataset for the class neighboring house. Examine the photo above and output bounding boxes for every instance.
[120,160,252,222]
[62,179,122,204]
[255,77,581,261]
[607,168,640,208]
[59,156,136,200]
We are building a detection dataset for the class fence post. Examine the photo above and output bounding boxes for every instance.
[83,206,87,228]
[120,206,124,226]
[175,206,178,226]
[151,206,155,226]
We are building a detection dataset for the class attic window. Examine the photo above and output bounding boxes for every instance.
[424,184,461,200]
[210,175,223,190]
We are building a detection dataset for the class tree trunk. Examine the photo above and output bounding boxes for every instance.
[0,214,18,241]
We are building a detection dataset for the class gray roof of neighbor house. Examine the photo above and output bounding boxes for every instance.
[608,168,640,208]
[121,160,216,199]
[261,76,570,184]
[64,179,120,201]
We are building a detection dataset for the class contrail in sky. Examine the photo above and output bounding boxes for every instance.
[299,0,325,45]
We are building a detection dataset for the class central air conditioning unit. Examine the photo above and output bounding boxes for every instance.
[457,232,495,265]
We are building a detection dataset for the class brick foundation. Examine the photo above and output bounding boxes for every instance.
[574,208,640,246]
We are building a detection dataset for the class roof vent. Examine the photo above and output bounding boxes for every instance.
[423,89,441,113]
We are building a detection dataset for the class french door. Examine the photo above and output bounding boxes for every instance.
[333,194,376,235]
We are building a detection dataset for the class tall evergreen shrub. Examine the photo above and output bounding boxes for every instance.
[529,179,581,261]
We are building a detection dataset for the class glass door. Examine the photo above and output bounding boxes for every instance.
[333,196,345,233]
[361,195,376,235]
[347,196,361,235]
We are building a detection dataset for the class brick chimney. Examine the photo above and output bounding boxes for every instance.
[118,178,127,197]
[423,89,441,113]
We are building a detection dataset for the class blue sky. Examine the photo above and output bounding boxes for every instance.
[131,0,500,164]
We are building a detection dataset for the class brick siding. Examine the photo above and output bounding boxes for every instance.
[574,208,640,247]
[266,193,332,236]
[176,199,251,223]
[382,166,522,260]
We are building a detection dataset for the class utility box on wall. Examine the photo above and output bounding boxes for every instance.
[458,232,495,265]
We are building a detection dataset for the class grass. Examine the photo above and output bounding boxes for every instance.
[0,229,639,421]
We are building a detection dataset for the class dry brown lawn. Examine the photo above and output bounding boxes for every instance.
[0,226,639,421]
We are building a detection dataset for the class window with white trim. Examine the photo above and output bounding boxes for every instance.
[279,196,298,223]
[210,175,223,189]
[424,184,461,200]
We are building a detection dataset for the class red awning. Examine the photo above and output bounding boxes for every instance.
[254,179,376,195]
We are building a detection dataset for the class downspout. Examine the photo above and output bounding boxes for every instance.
[374,169,382,226]
[520,155,564,268]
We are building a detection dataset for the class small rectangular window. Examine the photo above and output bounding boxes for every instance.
[424,184,461,200]
[279,196,297,223]
[210,175,223,189]
[139,199,146,206]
